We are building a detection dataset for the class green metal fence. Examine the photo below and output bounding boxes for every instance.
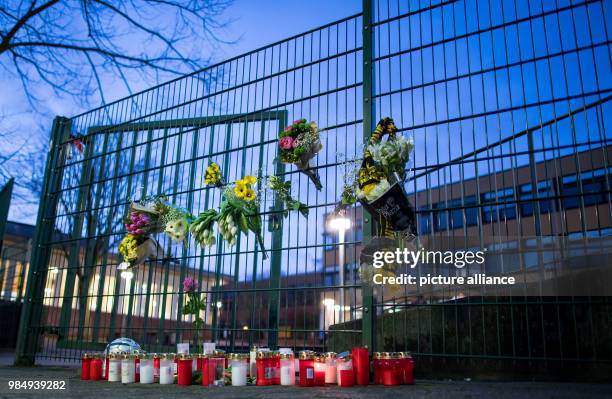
[16,0,612,376]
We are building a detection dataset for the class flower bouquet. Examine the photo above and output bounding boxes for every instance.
[204,163,268,259]
[118,196,193,269]
[336,117,417,235]
[278,119,323,190]
[119,209,163,269]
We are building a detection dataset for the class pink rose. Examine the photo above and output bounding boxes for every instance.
[284,126,292,132]
[292,138,300,149]
[279,136,295,150]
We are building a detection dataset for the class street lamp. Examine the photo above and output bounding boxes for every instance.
[328,216,351,322]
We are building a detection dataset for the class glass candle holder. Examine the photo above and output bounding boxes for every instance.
[324,352,337,384]
[211,350,226,385]
[273,352,281,385]
[108,353,121,382]
[159,354,175,385]
[169,352,177,375]
[279,352,295,386]
[256,351,276,386]
[199,356,211,386]
[336,355,354,387]
[103,353,109,380]
[399,352,414,384]
[381,352,400,386]
[177,354,193,386]
[121,353,135,384]
[298,351,315,387]
[153,353,161,382]
[139,354,154,384]
[230,354,248,386]
[351,347,369,385]
[313,355,326,386]
[80,353,91,380]
[249,346,258,378]
[89,353,102,381]
[133,350,141,383]
[373,352,383,384]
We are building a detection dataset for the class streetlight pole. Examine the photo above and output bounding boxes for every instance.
[328,217,351,324]
[338,227,345,323]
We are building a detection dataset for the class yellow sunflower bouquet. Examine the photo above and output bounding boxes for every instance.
[202,162,267,258]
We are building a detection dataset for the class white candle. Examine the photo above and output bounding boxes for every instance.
[140,363,154,384]
[280,354,295,386]
[231,363,247,386]
[249,348,257,377]
[121,359,135,383]
[159,365,173,384]
[108,359,121,382]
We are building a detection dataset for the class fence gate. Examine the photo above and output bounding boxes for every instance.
[16,0,612,377]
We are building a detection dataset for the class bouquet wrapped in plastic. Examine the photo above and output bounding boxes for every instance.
[118,196,192,269]
[335,117,416,236]
[278,119,323,190]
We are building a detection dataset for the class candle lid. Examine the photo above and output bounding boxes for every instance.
[162,353,176,360]
[82,352,90,359]
[337,353,352,361]
[229,353,249,360]
[256,351,276,359]
[152,353,161,359]
[279,352,294,360]
[314,354,325,363]
[250,345,258,351]
[178,353,192,360]
[121,353,133,360]
[298,350,315,360]
[324,352,337,359]
[212,349,226,358]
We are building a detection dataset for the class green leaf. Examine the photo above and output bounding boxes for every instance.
[239,213,249,232]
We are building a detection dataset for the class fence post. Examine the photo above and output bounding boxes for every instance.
[15,116,68,365]
[361,0,376,353]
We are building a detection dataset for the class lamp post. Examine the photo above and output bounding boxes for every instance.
[328,216,351,323]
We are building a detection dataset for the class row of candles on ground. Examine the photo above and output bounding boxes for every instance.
[81,347,414,387]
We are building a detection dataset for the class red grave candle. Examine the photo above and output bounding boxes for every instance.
[177,354,193,386]
[153,353,160,382]
[272,353,281,385]
[104,355,109,380]
[201,356,212,386]
[400,352,415,384]
[373,352,383,384]
[80,353,91,380]
[256,352,276,386]
[313,356,326,386]
[134,353,140,383]
[89,354,102,381]
[381,353,401,386]
[336,355,354,387]
[351,347,369,385]
[298,351,315,387]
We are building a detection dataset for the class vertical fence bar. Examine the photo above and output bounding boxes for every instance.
[361,0,375,352]
[15,116,68,365]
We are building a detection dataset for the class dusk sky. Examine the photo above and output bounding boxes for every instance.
[1,0,361,222]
